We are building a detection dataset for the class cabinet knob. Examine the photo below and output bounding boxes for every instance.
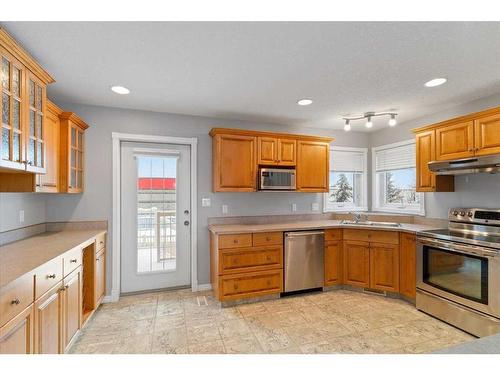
[266,256,272,261]
[266,237,271,241]
[70,259,78,263]
[47,274,56,279]
[233,239,238,244]
[266,280,271,286]
[234,284,238,290]
[11,298,20,305]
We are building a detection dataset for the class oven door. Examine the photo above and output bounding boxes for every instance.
[417,236,500,318]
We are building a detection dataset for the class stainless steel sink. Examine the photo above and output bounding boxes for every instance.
[340,220,401,228]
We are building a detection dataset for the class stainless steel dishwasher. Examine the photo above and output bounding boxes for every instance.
[284,230,324,292]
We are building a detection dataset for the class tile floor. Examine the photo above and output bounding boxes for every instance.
[69,288,475,354]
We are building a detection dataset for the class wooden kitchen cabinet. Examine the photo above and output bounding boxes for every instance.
[325,240,343,286]
[34,282,63,354]
[0,28,54,174]
[296,140,329,192]
[370,243,400,293]
[212,132,257,191]
[399,233,416,299]
[257,136,296,166]
[61,267,82,352]
[210,128,332,192]
[0,305,34,354]
[435,120,475,161]
[59,112,88,193]
[474,112,500,156]
[415,130,454,192]
[343,240,370,288]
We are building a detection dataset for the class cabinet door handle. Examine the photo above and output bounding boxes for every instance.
[47,274,56,279]
[70,259,78,263]
[11,298,20,305]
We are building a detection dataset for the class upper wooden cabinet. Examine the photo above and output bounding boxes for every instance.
[474,112,500,156]
[59,112,89,193]
[435,120,474,161]
[296,140,329,192]
[257,137,296,166]
[0,28,54,174]
[415,130,454,192]
[212,132,257,192]
[210,128,332,192]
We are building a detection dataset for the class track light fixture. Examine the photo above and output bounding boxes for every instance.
[342,111,398,131]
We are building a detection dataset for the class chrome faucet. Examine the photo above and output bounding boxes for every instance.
[350,212,363,223]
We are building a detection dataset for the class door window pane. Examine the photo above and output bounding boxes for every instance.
[423,247,488,304]
[1,58,9,90]
[136,155,177,273]
[2,128,10,160]
[2,93,9,125]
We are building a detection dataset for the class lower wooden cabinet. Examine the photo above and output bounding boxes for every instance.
[325,240,343,286]
[219,269,283,301]
[343,241,370,288]
[34,283,63,354]
[0,305,34,354]
[399,233,417,299]
[61,268,82,351]
[369,243,400,293]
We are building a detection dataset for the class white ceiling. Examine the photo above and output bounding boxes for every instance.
[3,22,500,132]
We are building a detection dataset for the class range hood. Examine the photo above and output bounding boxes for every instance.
[428,155,500,175]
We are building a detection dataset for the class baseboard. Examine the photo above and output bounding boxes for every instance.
[196,283,212,291]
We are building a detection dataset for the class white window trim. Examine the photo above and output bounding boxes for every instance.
[371,139,425,216]
[324,146,368,213]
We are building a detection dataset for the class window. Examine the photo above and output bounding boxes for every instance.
[324,146,368,212]
[372,140,424,215]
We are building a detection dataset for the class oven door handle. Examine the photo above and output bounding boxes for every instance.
[418,237,499,258]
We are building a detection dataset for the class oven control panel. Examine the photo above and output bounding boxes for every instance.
[449,208,500,225]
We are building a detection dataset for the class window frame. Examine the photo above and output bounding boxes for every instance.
[371,139,425,215]
[324,146,368,213]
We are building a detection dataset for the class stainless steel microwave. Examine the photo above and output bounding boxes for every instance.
[259,168,296,190]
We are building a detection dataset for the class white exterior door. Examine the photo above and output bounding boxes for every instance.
[120,141,191,294]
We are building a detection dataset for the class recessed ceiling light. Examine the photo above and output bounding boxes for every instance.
[297,99,313,106]
[111,85,130,95]
[424,78,447,88]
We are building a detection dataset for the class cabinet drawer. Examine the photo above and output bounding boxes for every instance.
[219,270,283,301]
[0,273,34,327]
[325,228,343,242]
[96,233,106,251]
[252,232,283,247]
[219,246,282,275]
[343,229,399,244]
[63,247,82,277]
[34,257,63,300]
[219,234,252,249]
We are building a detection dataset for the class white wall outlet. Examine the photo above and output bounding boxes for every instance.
[222,204,228,214]
[201,198,211,207]
[19,210,25,223]
[311,202,319,212]
[291,203,297,212]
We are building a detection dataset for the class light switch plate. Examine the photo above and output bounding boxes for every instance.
[19,210,25,223]
[222,204,228,214]
[201,198,211,207]
[291,203,297,212]
[311,203,319,212]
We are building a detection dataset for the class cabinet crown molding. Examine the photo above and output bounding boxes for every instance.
[209,127,334,143]
[0,27,55,85]
[59,112,90,130]
[412,105,500,133]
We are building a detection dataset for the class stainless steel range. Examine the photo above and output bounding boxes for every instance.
[417,208,500,337]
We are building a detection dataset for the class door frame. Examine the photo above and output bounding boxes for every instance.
[111,132,198,302]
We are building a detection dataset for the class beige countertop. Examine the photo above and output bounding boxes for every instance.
[208,219,441,235]
[0,229,106,289]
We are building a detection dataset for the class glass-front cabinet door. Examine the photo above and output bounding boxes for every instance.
[0,49,25,170]
[25,72,46,173]
[69,124,84,192]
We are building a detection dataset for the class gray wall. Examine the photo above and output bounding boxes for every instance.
[43,104,369,288]
[0,193,47,232]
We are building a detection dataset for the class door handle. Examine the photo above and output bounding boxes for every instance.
[184,220,190,226]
